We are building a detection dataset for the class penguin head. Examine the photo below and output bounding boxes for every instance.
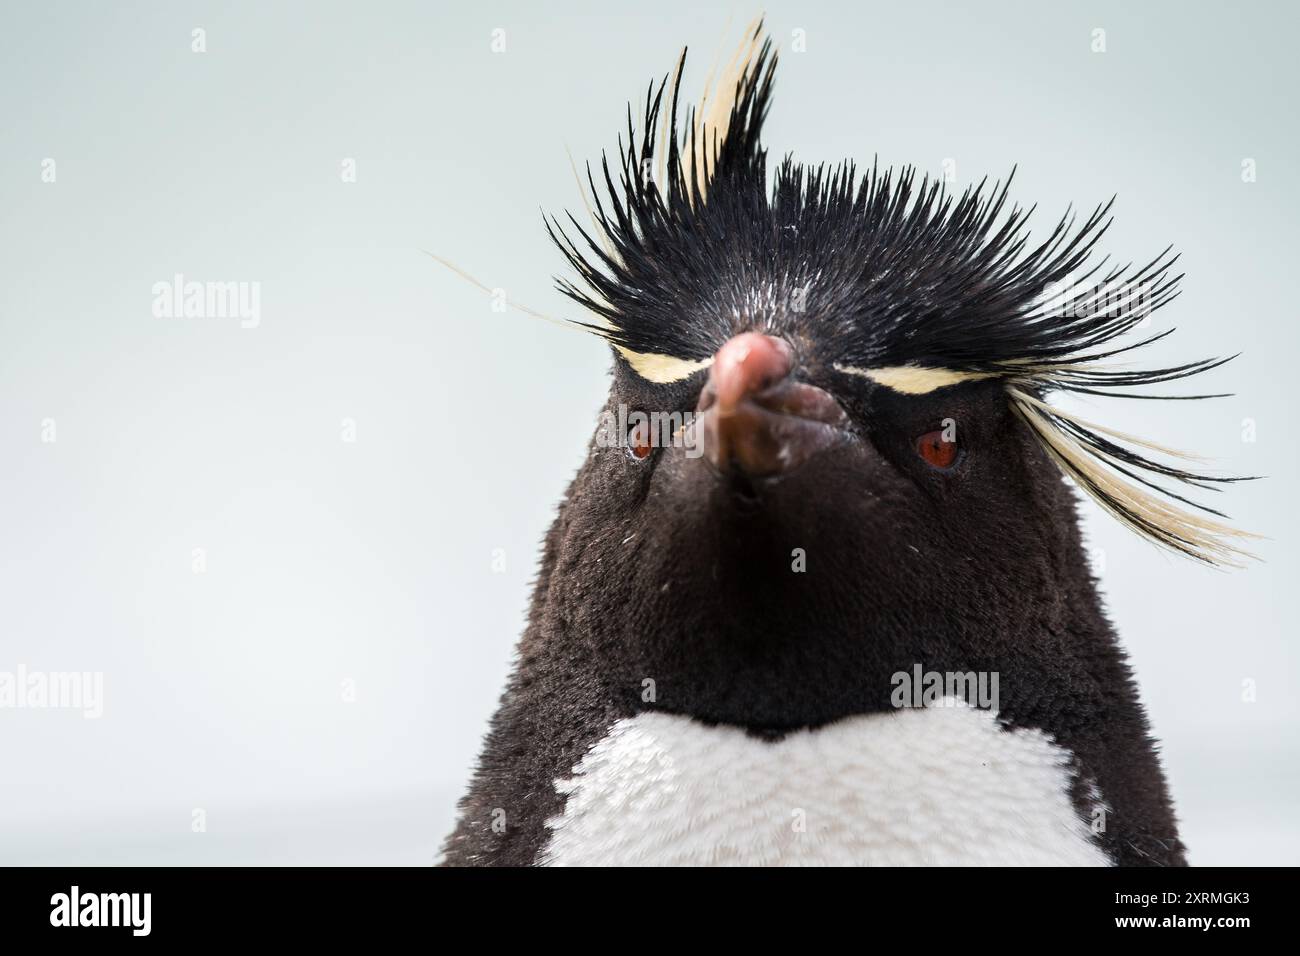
[541,23,1255,727]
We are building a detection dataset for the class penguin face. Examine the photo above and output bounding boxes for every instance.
[535,27,1253,727]
[553,329,1078,728]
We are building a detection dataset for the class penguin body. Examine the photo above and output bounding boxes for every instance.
[443,402,1185,866]
[440,22,1251,867]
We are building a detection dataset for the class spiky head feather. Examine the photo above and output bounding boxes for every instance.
[547,20,1257,567]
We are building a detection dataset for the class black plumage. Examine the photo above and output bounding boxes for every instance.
[441,21,1254,867]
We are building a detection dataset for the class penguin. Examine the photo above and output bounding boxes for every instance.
[439,21,1255,867]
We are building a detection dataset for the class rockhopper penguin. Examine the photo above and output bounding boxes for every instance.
[441,22,1255,866]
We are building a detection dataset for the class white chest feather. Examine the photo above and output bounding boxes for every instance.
[541,700,1109,866]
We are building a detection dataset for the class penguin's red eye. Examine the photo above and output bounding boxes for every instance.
[915,429,958,470]
[627,420,653,461]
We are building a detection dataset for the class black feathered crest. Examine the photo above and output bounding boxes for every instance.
[547,20,1257,566]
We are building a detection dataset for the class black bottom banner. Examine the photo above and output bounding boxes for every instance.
[0,865,1280,941]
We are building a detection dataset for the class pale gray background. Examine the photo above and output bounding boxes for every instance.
[0,1,1294,865]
